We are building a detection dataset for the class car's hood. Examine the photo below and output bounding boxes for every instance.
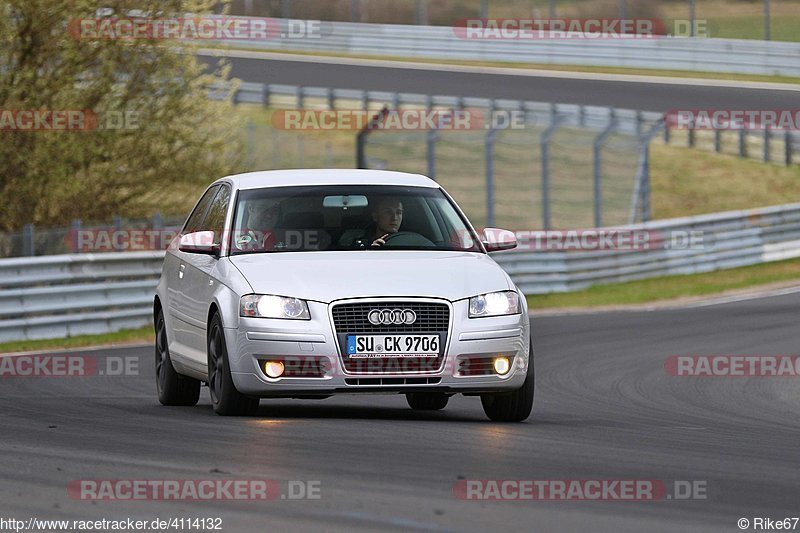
[229,251,512,303]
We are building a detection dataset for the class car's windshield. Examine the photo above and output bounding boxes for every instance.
[229,185,483,254]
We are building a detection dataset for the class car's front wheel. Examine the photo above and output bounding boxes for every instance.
[406,392,449,410]
[207,313,260,416]
[155,309,200,406]
[480,341,535,422]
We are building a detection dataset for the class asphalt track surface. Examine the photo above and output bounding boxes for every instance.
[2,291,799,532]
[200,53,800,112]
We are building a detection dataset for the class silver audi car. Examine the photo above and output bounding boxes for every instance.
[154,169,533,421]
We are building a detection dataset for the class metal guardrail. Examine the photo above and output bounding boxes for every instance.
[0,252,164,343]
[2,203,800,342]
[212,18,800,77]
[493,202,800,294]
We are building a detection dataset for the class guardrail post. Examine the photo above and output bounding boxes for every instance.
[391,92,400,111]
[22,223,34,256]
[485,128,497,227]
[688,127,695,148]
[786,131,793,166]
[361,90,369,111]
[114,215,122,232]
[739,129,748,158]
[714,129,722,153]
[262,84,270,108]
[663,125,670,144]
[593,111,617,228]
[153,213,163,230]
[763,129,771,162]
[296,86,304,109]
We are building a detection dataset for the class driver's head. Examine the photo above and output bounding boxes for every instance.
[247,199,280,229]
[371,197,403,236]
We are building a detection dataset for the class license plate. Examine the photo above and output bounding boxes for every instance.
[346,334,439,358]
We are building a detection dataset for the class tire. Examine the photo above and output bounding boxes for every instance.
[155,309,200,406]
[207,313,259,416]
[480,341,535,422]
[406,392,449,411]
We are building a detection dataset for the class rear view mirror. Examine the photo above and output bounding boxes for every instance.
[179,231,220,256]
[483,228,517,252]
[323,195,369,209]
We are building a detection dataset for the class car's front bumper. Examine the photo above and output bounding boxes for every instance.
[225,297,530,397]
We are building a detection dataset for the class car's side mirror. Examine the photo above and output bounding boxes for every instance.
[179,231,220,256]
[482,228,517,252]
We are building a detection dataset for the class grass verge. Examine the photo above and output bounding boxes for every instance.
[526,256,800,310]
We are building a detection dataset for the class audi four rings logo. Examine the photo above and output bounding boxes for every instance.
[368,309,417,325]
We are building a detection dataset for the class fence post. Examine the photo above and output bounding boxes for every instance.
[786,131,793,166]
[689,0,696,37]
[739,129,748,158]
[356,107,389,169]
[426,129,437,181]
[327,87,335,110]
[764,0,771,41]
[480,0,488,18]
[629,121,664,224]
[714,129,722,153]
[296,86,304,109]
[70,219,82,253]
[325,142,333,167]
[281,0,291,18]
[23,223,35,256]
[350,0,360,22]
[763,129,771,162]
[540,106,565,230]
[415,0,428,25]
[153,213,163,230]
[485,128,497,227]
[593,111,617,228]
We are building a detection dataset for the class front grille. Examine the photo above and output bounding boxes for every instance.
[345,377,441,386]
[332,301,450,374]
[332,301,449,333]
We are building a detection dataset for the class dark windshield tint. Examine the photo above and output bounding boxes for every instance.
[229,185,483,254]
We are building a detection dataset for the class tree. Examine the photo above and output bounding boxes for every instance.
[0,0,244,231]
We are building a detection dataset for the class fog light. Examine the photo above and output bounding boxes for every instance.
[264,360,285,378]
[493,356,511,375]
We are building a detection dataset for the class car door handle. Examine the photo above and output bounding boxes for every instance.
[179,263,185,279]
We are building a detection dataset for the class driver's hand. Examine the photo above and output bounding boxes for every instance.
[371,233,389,247]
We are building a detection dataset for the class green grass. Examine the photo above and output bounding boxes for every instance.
[0,326,153,354]
[526,256,800,310]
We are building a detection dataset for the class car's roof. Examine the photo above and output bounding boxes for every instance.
[217,169,439,190]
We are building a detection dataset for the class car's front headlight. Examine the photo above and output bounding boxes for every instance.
[469,291,520,318]
[240,294,311,320]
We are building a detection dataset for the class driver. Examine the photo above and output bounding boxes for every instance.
[368,197,403,247]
